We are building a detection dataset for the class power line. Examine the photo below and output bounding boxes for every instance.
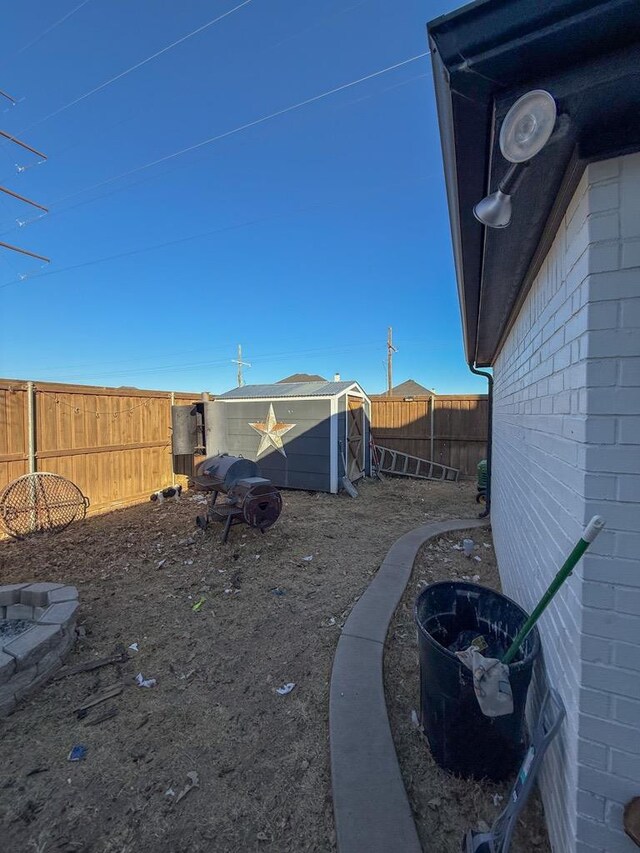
[0,113,49,263]
[10,0,255,138]
[0,173,429,289]
[38,341,385,382]
[38,51,431,213]
[1,62,428,238]
[0,0,94,69]
[0,0,370,185]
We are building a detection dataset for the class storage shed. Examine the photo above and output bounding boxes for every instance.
[172,381,371,494]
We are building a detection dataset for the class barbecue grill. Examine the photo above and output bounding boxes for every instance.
[192,454,282,543]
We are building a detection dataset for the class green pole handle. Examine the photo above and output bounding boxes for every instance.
[502,516,605,665]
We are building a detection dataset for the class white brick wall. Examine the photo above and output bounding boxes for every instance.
[492,154,640,853]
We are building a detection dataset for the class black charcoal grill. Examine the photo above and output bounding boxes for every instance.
[192,454,282,543]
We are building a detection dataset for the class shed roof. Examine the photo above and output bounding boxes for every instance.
[218,381,361,399]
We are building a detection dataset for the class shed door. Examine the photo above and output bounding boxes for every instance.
[347,395,365,481]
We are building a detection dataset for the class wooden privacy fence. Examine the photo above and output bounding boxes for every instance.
[0,381,487,532]
[370,394,488,477]
[0,379,200,520]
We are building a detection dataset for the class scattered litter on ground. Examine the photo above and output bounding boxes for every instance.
[257,831,268,842]
[67,745,87,762]
[474,555,482,563]
[135,673,157,688]
[472,574,481,582]
[128,642,139,652]
[0,478,478,852]
[156,559,167,569]
[175,771,199,804]
[301,555,313,562]
[271,587,286,596]
[191,596,206,612]
[463,538,474,557]
[492,794,504,806]
[428,798,442,809]
[452,544,463,551]
[276,683,296,695]
[165,788,176,798]
[183,559,194,566]
[410,709,420,729]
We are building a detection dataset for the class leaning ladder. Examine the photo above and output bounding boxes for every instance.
[374,445,459,482]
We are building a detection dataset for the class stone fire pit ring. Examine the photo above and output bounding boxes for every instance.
[0,583,79,717]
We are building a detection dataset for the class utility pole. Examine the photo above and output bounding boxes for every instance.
[387,326,397,396]
[232,344,251,387]
[0,96,50,265]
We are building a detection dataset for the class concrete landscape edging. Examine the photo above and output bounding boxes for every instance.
[329,517,488,853]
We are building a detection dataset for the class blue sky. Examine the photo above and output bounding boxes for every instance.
[0,0,484,395]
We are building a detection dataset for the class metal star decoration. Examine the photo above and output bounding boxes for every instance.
[249,404,296,458]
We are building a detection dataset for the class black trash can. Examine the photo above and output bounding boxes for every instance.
[415,581,540,781]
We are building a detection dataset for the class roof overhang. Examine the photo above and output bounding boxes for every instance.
[428,0,640,366]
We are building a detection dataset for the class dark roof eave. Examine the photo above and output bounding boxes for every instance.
[429,35,491,365]
[429,40,473,364]
[428,0,640,367]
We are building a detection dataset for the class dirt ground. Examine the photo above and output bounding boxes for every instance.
[0,477,477,853]
[384,526,552,853]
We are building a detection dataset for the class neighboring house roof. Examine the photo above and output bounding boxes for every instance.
[277,373,327,383]
[391,379,435,396]
[218,381,362,399]
[428,0,640,366]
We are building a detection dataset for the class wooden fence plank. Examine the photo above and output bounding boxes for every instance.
[370,394,487,477]
[0,379,201,525]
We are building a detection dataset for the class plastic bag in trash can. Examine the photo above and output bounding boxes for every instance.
[456,647,514,717]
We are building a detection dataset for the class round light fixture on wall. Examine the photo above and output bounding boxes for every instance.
[499,89,557,164]
[473,189,512,229]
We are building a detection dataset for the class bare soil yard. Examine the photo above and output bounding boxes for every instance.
[0,478,476,853]
[385,527,552,853]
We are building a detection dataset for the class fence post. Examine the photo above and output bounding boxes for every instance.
[168,392,176,486]
[430,394,435,463]
[26,381,37,532]
[26,381,36,474]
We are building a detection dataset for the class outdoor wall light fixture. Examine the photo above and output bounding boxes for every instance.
[474,90,557,228]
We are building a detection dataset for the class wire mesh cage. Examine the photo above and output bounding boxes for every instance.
[0,472,90,539]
